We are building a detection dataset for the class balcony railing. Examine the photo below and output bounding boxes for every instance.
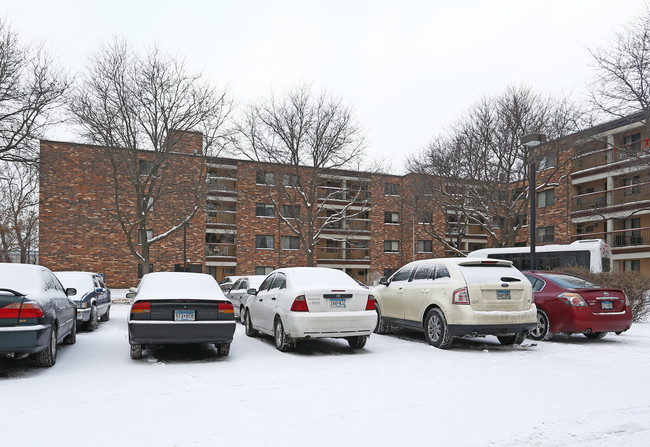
[207,177,237,193]
[573,227,650,248]
[317,186,371,202]
[206,243,237,257]
[319,217,371,232]
[575,139,650,171]
[316,246,370,261]
[207,211,236,225]
[571,182,650,211]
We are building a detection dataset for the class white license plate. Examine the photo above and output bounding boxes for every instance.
[329,298,346,308]
[496,290,511,300]
[601,301,613,310]
[174,310,195,321]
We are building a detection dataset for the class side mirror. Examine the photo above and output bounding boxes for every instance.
[65,287,77,296]
[247,288,258,296]
[378,276,389,286]
[95,288,103,293]
[225,288,231,293]
[129,287,138,293]
[126,292,137,299]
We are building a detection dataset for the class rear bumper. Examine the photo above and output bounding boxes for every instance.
[285,311,377,339]
[551,307,633,334]
[128,320,236,344]
[448,322,536,337]
[0,324,50,354]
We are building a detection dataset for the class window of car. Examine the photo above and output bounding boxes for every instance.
[434,264,450,279]
[411,263,435,281]
[391,266,414,282]
[238,279,249,290]
[230,279,242,290]
[543,273,600,289]
[270,273,286,290]
[524,275,545,292]
[258,274,275,292]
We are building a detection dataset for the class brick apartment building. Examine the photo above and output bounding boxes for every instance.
[38,114,650,287]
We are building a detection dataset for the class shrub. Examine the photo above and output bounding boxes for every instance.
[555,265,650,322]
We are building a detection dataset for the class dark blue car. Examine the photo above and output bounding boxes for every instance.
[54,272,111,331]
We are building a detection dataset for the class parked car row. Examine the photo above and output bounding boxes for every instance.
[1,258,635,367]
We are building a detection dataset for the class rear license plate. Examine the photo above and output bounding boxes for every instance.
[329,298,346,308]
[496,290,511,300]
[601,301,613,310]
[174,310,195,321]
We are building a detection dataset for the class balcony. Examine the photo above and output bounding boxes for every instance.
[319,217,371,233]
[574,140,649,172]
[207,211,236,225]
[316,246,370,261]
[207,177,237,193]
[206,243,237,257]
[316,185,371,203]
[571,182,650,212]
[573,227,650,248]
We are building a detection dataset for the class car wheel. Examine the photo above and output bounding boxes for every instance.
[374,305,387,334]
[424,308,452,349]
[100,306,111,322]
[63,318,76,345]
[585,331,608,339]
[274,318,292,352]
[216,342,231,356]
[239,306,245,324]
[497,332,527,345]
[528,310,551,341]
[347,335,368,349]
[130,344,143,359]
[86,305,99,331]
[36,325,57,367]
[244,310,257,337]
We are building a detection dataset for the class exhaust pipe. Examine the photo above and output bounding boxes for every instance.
[584,328,592,335]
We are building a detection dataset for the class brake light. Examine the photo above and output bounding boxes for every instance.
[624,293,630,306]
[0,303,21,319]
[481,261,499,264]
[0,302,44,319]
[452,288,470,304]
[131,301,151,313]
[290,295,309,312]
[365,295,376,311]
[218,302,234,314]
[558,292,587,307]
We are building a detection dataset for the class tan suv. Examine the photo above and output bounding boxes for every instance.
[373,258,536,348]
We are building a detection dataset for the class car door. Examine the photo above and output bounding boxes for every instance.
[46,271,74,338]
[258,273,286,332]
[380,265,414,320]
[403,262,436,323]
[93,275,110,316]
[249,274,275,330]
[228,278,244,309]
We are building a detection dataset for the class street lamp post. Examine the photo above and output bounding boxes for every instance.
[520,133,546,271]
[183,222,189,272]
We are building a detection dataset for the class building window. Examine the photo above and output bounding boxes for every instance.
[384,211,400,224]
[139,160,154,176]
[137,229,154,244]
[282,173,300,187]
[623,133,641,151]
[537,189,555,208]
[536,226,554,244]
[384,240,399,253]
[255,266,274,275]
[384,183,400,196]
[538,153,556,171]
[417,210,433,224]
[256,170,275,185]
[576,223,596,235]
[281,205,300,218]
[256,203,275,217]
[281,236,300,250]
[255,235,274,249]
[623,175,641,196]
[623,259,641,272]
[326,240,338,252]
[417,240,433,253]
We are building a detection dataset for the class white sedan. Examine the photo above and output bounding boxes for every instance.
[243,267,377,351]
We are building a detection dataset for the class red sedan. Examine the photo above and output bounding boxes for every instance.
[524,271,633,341]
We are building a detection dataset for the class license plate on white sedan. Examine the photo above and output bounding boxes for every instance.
[601,301,613,310]
[174,310,196,321]
[329,298,346,308]
[496,290,511,300]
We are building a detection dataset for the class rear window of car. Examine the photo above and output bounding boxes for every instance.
[457,265,525,284]
[542,273,601,289]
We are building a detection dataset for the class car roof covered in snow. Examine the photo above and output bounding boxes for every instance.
[273,267,362,290]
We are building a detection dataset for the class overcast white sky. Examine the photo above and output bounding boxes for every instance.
[1,0,646,172]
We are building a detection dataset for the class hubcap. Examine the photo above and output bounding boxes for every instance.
[428,315,441,342]
[275,322,283,347]
[532,313,545,338]
[50,329,57,356]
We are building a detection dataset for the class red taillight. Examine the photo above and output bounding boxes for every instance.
[452,288,470,304]
[218,302,234,314]
[365,295,376,311]
[0,302,44,319]
[558,293,587,307]
[131,301,151,313]
[290,295,309,312]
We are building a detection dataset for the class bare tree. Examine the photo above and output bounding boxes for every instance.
[0,18,69,164]
[234,85,368,266]
[409,86,580,255]
[69,39,231,275]
[0,162,39,263]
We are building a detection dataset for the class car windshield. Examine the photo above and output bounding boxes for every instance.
[457,264,525,284]
[543,273,601,289]
[54,273,95,293]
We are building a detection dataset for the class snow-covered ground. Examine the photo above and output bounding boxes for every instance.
[2,302,649,447]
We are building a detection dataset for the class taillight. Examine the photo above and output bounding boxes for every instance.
[0,303,21,319]
[290,295,309,312]
[131,301,151,313]
[624,293,630,306]
[365,295,376,311]
[218,302,234,314]
[558,292,587,307]
[452,288,470,304]
[0,302,44,319]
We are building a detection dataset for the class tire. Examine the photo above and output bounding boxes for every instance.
[528,310,551,341]
[497,332,527,345]
[244,310,257,337]
[36,325,57,367]
[100,306,111,322]
[239,306,245,324]
[347,335,368,349]
[216,342,231,356]
[86,305,99,331]
[274,318,292,352]
[374,305,388,334]
[130,344,143,359]
[424,308,452,349]
[585,331,608,339]
[63,318,76,345]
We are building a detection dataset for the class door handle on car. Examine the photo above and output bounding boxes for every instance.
[271,297,276,300]
[258,298,263,302]
[422,289,430,293]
